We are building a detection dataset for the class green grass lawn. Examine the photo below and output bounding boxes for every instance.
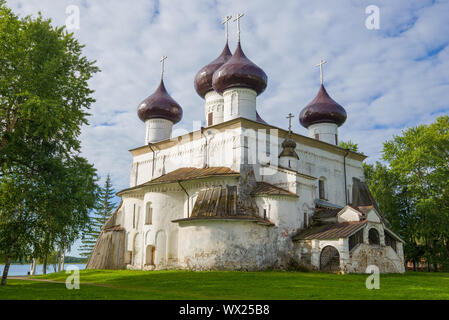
[1,270,448,300]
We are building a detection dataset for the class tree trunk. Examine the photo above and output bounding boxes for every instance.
[43,254,47,275]
[57,246,65,272]
[1,255,12,286]
[30,258,37,276]
[60,247,65,271]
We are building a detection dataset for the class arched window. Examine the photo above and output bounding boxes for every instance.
[368,228,380,245]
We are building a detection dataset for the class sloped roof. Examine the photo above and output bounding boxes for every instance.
[351,178,380,212]
[172,185,273,225]
[118,167,239,195]
[173,215,273,225]
[102,201,123,230]
[151,167,238,183]
[251,182,298,197]
[313,207,341,219]
[293,221,367,241]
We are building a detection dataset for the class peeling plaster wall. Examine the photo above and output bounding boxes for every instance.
[344,243,405,273]
[177,220,293,270]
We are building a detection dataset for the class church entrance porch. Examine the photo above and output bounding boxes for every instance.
[319,245,340,272]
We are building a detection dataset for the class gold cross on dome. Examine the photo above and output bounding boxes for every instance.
[315,59,327,85]
[160,55,167,80]
[233,13,245,42]
[286,113,294,133]
[222,15,232,42]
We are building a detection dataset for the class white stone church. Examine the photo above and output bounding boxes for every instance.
[87,16,405,273]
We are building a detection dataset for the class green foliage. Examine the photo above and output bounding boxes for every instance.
[0,2,99,283]
[79,174,116,258]
[0,3,99,166]
[64,256,87,263]
[339,140,359,153]
[365,116,449,270]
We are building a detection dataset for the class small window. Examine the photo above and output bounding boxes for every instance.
[319,179,326,200]
[263,209,267,219]
[315,133,320,140]
[145,205,153,225]
[368,228,380,245]
[208,112,213,126]
[335,134,338,145]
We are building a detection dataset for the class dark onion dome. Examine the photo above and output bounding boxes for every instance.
[137,79,183,124]
[212,42,267,95]
[299,84,347,128]
[194,42,232,98]
[279,137,299,159]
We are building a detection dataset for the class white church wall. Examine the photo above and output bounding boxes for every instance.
[297,147,364,207]
[145,118,173,144]
[142,190,185,269]
[253,196,300,231]
[116,120,385,272]
[130,127,243,187]
[223,88,257,122]
[307,123,338,145]
[128,121,365,211]
[177,220,279,270]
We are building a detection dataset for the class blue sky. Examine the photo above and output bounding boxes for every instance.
[6,0,449,256]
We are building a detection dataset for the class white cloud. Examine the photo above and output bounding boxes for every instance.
[6,0,449,248]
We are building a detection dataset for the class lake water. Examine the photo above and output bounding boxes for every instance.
[0,264,86,276]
